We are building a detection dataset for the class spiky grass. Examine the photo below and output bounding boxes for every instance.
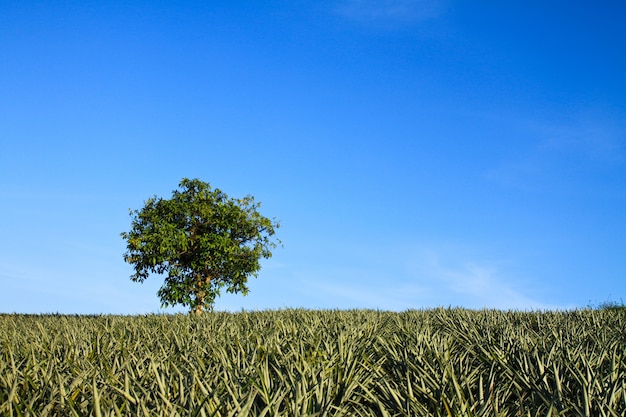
[1,309,624,416]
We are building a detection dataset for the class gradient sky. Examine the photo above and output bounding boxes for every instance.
[1,0,625,314]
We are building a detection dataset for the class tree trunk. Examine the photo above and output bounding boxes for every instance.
[192,303,204,315]
[191,273,211,315]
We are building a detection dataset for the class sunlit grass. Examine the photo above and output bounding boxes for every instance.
[1,308,624,416]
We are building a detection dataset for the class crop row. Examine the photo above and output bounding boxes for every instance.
[1,309,624,416]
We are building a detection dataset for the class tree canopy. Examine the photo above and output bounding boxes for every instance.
[121,178,280,314]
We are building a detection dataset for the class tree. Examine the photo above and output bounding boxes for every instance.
[121,178,280,314]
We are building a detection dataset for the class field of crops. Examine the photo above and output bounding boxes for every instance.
[1,308,624,416]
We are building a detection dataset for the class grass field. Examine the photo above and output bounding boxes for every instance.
[1,308,624,416]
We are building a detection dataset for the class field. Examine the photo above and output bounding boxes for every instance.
[1,308,624,416]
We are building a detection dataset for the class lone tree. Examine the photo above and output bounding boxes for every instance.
[121,178,280,314]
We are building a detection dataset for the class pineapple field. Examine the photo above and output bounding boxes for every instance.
[1,308,624,416]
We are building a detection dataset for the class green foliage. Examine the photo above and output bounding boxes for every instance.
[121,178,280,314]
[1,309,625,416]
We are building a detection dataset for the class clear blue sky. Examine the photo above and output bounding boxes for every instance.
[1,1,624,314]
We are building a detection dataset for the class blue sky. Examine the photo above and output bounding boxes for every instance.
[1,0,624,314]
